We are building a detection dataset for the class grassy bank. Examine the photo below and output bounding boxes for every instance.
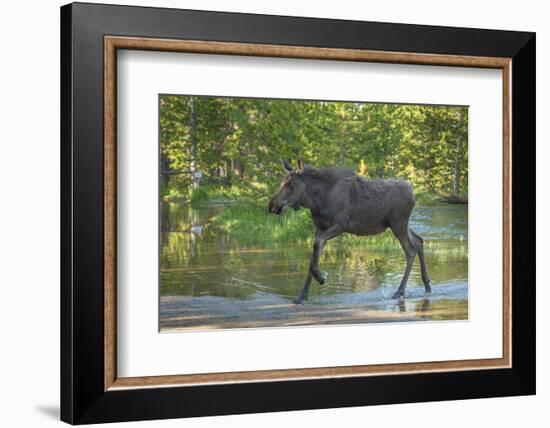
[209,200,466,255]
[163,178,271,204]
[195,187,465,255]
[161,182,467,254]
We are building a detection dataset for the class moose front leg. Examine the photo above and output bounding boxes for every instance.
[310,225,342,285]
[293,225,342,305]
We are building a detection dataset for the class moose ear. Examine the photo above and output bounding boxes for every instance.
[297,163,311,174]
[281,159,293,172]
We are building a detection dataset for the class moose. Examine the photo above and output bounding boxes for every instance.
[268,161,432,304]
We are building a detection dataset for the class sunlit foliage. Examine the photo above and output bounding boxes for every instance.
[160,95,468,201]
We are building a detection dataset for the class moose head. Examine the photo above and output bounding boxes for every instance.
[268,160,307,215]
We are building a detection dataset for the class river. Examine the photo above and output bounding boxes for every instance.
[160,202,468,331]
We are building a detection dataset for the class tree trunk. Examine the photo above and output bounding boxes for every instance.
[453,137,463,195]
[160,151,171,187]
[232,159,245,177]
[190,97,198,189]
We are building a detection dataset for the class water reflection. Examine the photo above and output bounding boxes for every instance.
[398,297,430,313]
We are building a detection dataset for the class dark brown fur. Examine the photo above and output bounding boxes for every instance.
[268,162,432,303]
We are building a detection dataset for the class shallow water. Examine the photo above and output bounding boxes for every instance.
[160,202,468,329]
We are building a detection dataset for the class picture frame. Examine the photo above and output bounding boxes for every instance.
[60,2,535,424]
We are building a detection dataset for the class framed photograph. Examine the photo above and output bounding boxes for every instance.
[60,2,535,424]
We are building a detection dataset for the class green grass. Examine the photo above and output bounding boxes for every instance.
[415,191,468,205]
[189,186,210,203]
[165,181,466,255]
[175,180,272,205]
[211,200,314,244]
[210,199,467,256]
[414,191,442,205]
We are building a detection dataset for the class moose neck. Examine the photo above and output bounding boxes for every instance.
[299,177,330,216]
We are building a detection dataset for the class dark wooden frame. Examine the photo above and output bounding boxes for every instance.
[61,2,535,424]
[105,36,513,389]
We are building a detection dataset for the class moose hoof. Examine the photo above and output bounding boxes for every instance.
[392,290,405,299]
[313,271,327,285]
[425,281,433,294]
[292,296,306,305]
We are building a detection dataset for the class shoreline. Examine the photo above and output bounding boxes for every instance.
[160,282,468,332]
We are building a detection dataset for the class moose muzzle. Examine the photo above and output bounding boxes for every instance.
[268,199,284,215]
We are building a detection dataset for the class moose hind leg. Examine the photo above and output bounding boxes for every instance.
[392,229,417,299]
[410,229,432,293]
